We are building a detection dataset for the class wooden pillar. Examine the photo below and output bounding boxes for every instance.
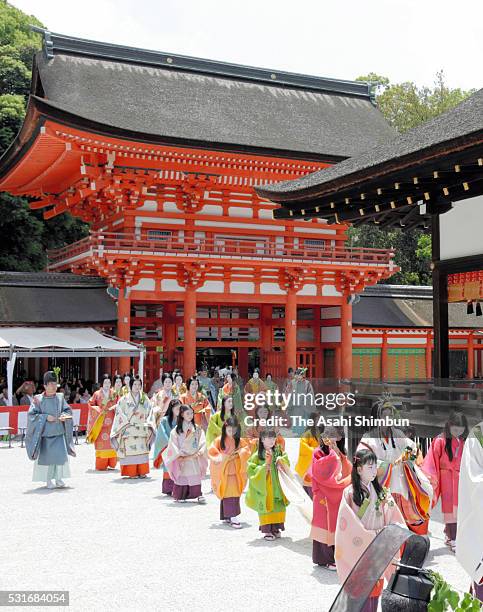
[117,284,131,373]
[334,346,341,379]
[40,357,49,374]
[467,332,474,380]
[340,299,352,380]
[285,290,297,373]
[238,348,249,380]
[164,302,177,369]
[432,214,449,379]
[425,332,433,379]
[261,304,272,373]
[184,285,197,378]
[381,331,388,381]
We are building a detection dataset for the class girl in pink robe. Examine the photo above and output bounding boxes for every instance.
[309,428,351,569]
[163,404,208,503]
[335,448,405,612]
[422,410,468,551]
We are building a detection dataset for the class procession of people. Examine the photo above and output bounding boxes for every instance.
[23,365,483,608]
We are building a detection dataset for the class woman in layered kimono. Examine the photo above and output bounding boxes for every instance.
[246,429,290,541]
[309,428,352,568]
[208,416,251,528]
[113,375,123,399]
[245,404,285,454]
[163,404,208,503]
[206,396,234,448]
[216,372,243,414]
[152,399,181,495]
[357,397,432,534]
[335,448,405,612]
[244,369,267,398]
[456,420,483,603]
[110,376,155,479]
[120,373,131,396]
[26,370,76,489]
[422,411,468,551]
[180,377,211,430]
[295,413,323,498]
[172,373,187,399]
[87,374,118,471]
[152,375,174,420]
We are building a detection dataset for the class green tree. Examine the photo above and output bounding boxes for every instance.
[351,71,475,284]
[0,0,88,272]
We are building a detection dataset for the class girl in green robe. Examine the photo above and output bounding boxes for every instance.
[216,373,243,414]
[246,429,290,541]
[206,396,235,448]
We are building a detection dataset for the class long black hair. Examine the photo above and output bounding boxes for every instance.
[175,404,196,434]
[371,401,396,450]
[318,424,347,456]
[444,411,469,461]
[221,416,241,450]
[257,429,278,460]
[351,448,383,507]
[186,377,199,392]
[305,411,323,440]
[165,399,182,428]
[220,395,233,421]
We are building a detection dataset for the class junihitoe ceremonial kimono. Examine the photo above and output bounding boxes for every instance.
[216,381,243,413]
[295,431,319,498]
[152,413,177,494]
[456,422,483,603]
[180,390,211,429]
[87,388,118,470]
[357,426,432,533]
[335,484,405,611]
[422,433,464,544]
[26,393,76,483]
[309,447,352,566]
[110,391,155,477]
[163,422,208,500]
[209,436,251,521]
[246,444,290,535]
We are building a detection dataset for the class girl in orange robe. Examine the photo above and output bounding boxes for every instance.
[208,416,251,528]
[180,377,211,430]
[245,404,285,455]
[87,375,118,470]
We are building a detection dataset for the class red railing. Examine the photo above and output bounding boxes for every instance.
[47,232,395,269]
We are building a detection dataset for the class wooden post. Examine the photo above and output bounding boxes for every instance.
[334,346,341,379]
[164,302,177,369]
[340,298,353,380]
[184,285,197,378]
[117,283,131,373]
[238,348,249,380]
[285,290,297,373]
[425,331,432,379]
[431,214,449,379]
[467,332,474,379]
[381,331,388,381]
[261,304,272,374]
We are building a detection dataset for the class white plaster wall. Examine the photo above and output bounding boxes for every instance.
[197,281,225,293]
[260,283,286,295]
[230,281,255,294]
[321,326,341,342]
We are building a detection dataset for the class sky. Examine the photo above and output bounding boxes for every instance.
[9,0,483,91]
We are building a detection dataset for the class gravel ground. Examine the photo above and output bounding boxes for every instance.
[0,438,473,612]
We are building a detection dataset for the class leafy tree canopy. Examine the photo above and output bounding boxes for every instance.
[350,71,475,285]
[0,0,88,272]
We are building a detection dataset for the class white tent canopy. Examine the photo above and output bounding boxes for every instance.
[0,327,144,405]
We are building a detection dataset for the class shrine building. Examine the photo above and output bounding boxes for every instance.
[1,31,480,386]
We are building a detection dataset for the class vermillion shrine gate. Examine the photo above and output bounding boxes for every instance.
[0,31,401,384]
